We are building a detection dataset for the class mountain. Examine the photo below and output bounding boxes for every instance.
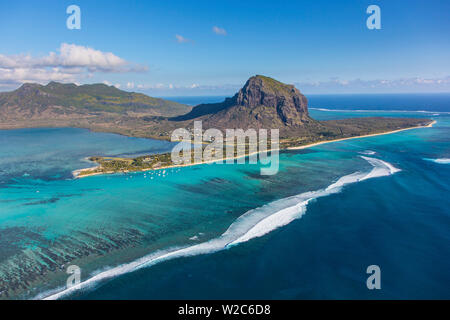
[202,75,312,129]
[175,75,309,125]
[77,76,433,177]
[171,75,324,138]
[169,75,431,141]
[0,77,431,142]
[0,81,190,119]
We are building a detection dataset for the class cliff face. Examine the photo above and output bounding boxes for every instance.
[234,75,309,125]
[173,75,311,131]
[185,75,312,131]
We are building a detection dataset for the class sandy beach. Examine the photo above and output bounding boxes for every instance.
[73,120,436,179]
[287,120,436,150]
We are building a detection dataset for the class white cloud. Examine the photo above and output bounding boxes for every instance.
[295,76,450,93]
[0,43,147,88]
[57,43,128,71]
[0,67,76,84]
[124,82,239,93]
[175,34,191,43]
[212,26,227,36]
[102,80,121,88]
[109,77,450,95]
[123,77,450,95]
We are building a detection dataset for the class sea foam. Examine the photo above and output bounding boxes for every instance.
[310,107,450,114]
[39,156,400,300]
[424,158,450,164]
[359,150,376,155]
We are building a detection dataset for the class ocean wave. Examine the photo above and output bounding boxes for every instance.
[359,150,376,155]
[310,107,449,114]
[424,158,450,164]
[38,156,400,300]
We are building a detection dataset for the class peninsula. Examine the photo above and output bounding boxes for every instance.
[69,76,433,178]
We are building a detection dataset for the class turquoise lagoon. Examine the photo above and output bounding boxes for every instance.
[0,101,449,299]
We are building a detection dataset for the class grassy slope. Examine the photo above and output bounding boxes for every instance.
[0,82,191,116]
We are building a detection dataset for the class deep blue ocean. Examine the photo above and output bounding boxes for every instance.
[0,94,449,299]
[168,93,450,112]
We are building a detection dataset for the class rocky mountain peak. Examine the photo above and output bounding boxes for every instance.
[234,75,309,124]
[174,75,310,126]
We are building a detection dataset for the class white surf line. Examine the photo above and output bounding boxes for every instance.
[310,108,450,114]
[424,158,450,164]
[39,156,400,300]
[358,150,376,155]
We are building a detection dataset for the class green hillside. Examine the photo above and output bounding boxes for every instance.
[0,81,190,116]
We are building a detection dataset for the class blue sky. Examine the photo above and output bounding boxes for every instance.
[0,0,449,95]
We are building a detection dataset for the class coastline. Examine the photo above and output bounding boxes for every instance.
[72,120,436,179]
[287,119,436,150]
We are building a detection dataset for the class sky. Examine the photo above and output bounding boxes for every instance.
[0,0,449,96]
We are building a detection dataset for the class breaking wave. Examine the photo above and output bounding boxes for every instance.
[424,158,450,164]
[38,156,400,300]
[359,150,376,155]
[310,107,449,114]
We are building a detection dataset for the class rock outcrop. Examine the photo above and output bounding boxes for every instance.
[234,75,309,124]
[174,75,312,133]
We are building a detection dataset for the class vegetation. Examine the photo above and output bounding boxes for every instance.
[253,75,296,95]
[0,77,434,178]
[0,81,191,116]
[75,117,433,178]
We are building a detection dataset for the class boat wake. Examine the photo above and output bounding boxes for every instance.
[38,156,400,300]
